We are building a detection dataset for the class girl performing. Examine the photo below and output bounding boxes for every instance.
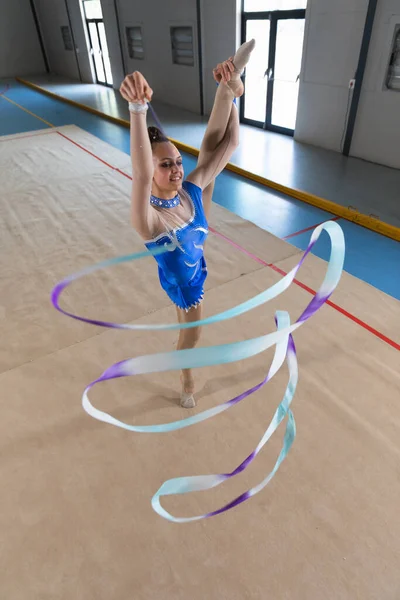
[119,39,255,408]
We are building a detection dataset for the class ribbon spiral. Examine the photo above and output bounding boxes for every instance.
[52,220,345,522]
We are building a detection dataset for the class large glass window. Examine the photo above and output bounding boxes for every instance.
[241,6,306,135]
[82,1,113,86]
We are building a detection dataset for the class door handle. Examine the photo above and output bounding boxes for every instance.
[264,68,274,81]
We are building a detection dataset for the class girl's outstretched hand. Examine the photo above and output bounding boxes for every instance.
[120,72,153,104]
[213,58,235,84]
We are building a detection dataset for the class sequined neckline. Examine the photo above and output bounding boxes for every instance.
[144,189,196,244]
[150,194,180,209]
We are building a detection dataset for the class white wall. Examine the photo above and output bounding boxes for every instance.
[34,0,93,82]
[105,0,241,112]
[351,1,400,169]
[114,0,201,112]
[0,0,45,77]
[200,0,239,114]
[295,0,369,152]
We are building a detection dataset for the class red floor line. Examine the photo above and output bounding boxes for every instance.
[56,131,118,171]
[283,216,341,240]
[211,228,400,352]
[55,132,399,352]
[209,226,269,266]
[115,168,132,180]
[265,266,400,352]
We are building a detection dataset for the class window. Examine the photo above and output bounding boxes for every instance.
[170,26,194,66]
[82,0,102,19]
[387,27,400,91]
[82,0,112,87]
[241,6,306,134]
[126,26,144,60]
[244,0,307,10]
[61,26,73,51]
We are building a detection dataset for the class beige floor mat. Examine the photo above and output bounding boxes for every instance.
[1,127,399,600]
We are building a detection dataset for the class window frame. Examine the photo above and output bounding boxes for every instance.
[61,25,73,51]
[240,3,306,135]
[125,25,145,61]
[170,25,195,67]
[386,25,400,91]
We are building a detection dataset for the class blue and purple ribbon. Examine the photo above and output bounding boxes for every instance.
[51,220,345,522]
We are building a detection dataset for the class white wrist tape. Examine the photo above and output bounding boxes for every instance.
[129,102,149,114]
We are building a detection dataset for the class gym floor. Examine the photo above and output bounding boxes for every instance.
[1,77,400,599]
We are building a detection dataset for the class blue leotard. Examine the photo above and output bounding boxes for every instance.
[144,181,208,311]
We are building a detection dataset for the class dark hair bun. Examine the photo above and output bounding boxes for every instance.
[148,126,168,146]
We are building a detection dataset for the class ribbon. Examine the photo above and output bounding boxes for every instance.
[148,103,168,138]
[0,83,10,96]
[51,220,345,522]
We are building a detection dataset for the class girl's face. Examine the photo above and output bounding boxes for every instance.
[152,142,184,198]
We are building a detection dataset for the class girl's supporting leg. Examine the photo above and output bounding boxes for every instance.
[174,41,256,407]
[176,303,203,408]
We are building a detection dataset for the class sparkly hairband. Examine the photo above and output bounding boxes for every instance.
[51,217,345,523]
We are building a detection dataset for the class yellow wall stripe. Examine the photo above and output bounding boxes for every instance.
[1,93,54,128]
